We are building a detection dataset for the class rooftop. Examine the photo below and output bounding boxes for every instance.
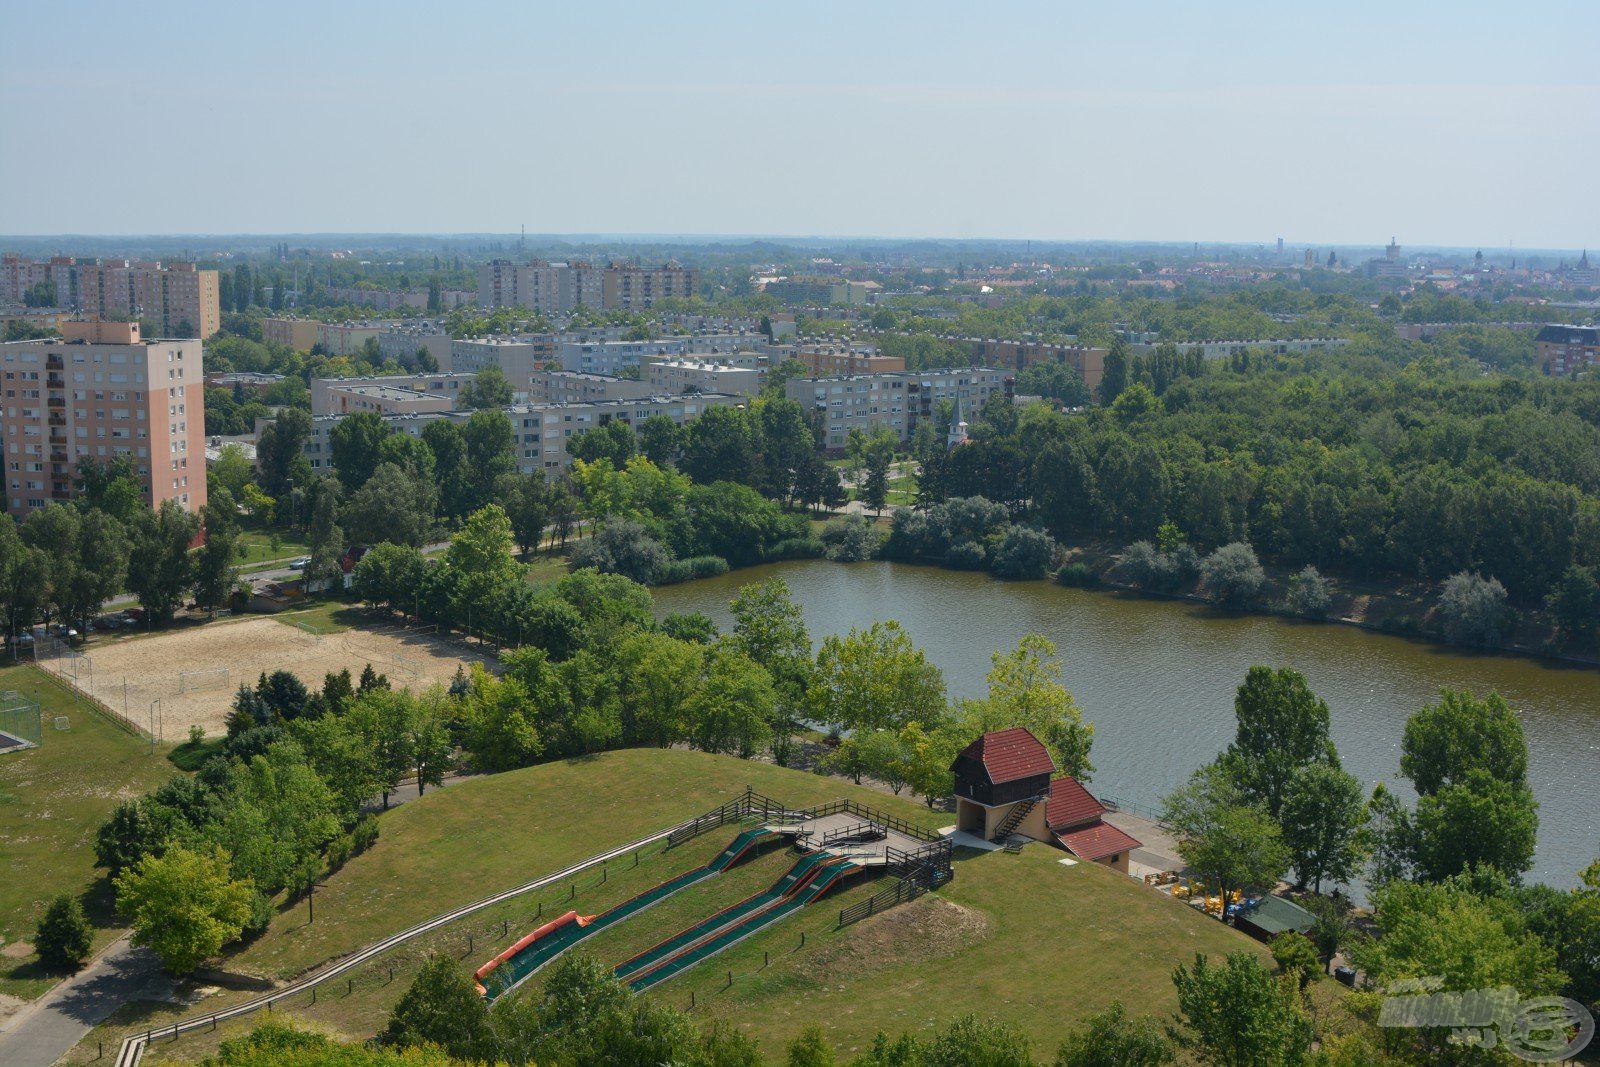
[953,727,1055,785]
[1045,776,1108,830]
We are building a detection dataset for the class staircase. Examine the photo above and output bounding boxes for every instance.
[990,797,1039,843]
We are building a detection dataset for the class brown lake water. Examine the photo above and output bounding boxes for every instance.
[653,559,1600,888]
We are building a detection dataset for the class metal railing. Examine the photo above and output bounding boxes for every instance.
[795,799,941,843]
[820,819,884,846]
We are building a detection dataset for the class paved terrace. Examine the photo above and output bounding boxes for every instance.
[764,809,932,867]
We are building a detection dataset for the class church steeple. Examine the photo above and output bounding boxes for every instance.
[947,395,969,450]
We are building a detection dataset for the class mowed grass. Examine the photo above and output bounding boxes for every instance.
[219,749,944,983]
[236,527,310,566]
[269,599,371,636]
[0,665,175,998]
[676,843,1272,1059]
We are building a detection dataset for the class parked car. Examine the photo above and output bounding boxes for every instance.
[289,556,312,570]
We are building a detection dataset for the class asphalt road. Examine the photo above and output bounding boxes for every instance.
[0,935,164,1067]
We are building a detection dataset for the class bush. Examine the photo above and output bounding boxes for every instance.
[1285,564,1333,618]
[945,540,988,570]
[1437,570,1509,646]
[569,519,671,585]
[765,536,825,561]
[1055,561,1100,588]
[989,525,1057,580]
[1200,542,1266,607]
[35,895,93,972]
[352,815,380,854]
[242,891,275,937]
[820,514,882,562]
[1269,931,1320,989]
[1117,541,1161,587]
[655,555,730,585]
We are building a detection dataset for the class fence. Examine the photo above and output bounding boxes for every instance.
[838,876,927,927]
[0,691,41,752]
[793,798,943,844]
[1097,793,1169,826]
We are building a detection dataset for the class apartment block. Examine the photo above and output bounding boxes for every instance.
[260,318,398,356]
[291,392,746,481]
[762,277,879,306]
[261,317,321,351]
[377,325,453,369]
[1535,325,1600,377]
[0,320,206,517]
[450,338,556,393]
[0,255,222,338]
[646,360,764,397]
[526,371,657,405]
[323,286,475,311]
[558,338,688,376]
[786,368,1010,450]
[788,344,905,376]
[310,372,479,416]
[601,264,699,310]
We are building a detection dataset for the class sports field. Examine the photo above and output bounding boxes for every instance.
[35,616,491,738]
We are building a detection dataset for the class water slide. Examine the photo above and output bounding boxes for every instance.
[621,854,863,992]
[475,826,775,998]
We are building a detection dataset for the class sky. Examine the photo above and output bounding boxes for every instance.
[2,1,1597,248]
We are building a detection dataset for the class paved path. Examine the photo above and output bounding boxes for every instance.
[0,935,166,1067]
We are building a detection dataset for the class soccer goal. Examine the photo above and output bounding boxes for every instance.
[178,667,231,694]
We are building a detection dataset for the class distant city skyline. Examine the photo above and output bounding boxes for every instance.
[2,1,1596,247]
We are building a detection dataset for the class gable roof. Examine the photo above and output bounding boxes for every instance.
[1045,775,1107,829]
[1056,820,1142,862]
[1238,895,1315,936]
[951,727,1055,785]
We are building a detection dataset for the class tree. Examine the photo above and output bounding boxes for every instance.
[787,1027,837,1067]
[114,845,253,975]
[989,525,1057,580]
[329,411,390,492]
[568,420,638,467]
[1098,338,1129,404]
[920,1014,1034,1067]
[1163,764,1290,900]
[352,542,429,614]
[461,410,517,510]
[35,895,93,972]
[127,500,201,624]
[193,490,241,616]
[862,446,891,516]
[344,463,437,548]
[210,443,255,500]
[1284,565,1332,618]
[256,407,312,499]
[1170,952,1313,1067]
[459,364,514,409]
[303,488,347,594]
[679,404,759,486]
[1436,570,1508,646]
[812,620,946,735]
[0,515,49,645]
[1222,666,1335,820]
[1032,441,1096,539]
[955,635,1094,780]
[383,954,495,1061]
[1269,932,1320,990]
[446,504,517,608]
[728,578,812,764]
[1400,689,1527,796]
[685,647,776,757]
[1201,541,1266,607]
[1278,763,1367,893]
[499,473,549,556]
[638,413,682,468]
[1545,564,1599,646]
[570,519,671,584]
[1054,1001,1173,1067]
[1413,769,1538,881]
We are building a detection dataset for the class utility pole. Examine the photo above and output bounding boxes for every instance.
[307,881,330,924]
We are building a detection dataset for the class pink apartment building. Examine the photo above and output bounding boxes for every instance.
[0,320,206,518]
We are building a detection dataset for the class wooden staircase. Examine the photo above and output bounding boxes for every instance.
[990,797,1039,843]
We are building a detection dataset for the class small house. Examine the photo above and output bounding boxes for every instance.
[952,727,1142,872]
[1232,894,1316,944]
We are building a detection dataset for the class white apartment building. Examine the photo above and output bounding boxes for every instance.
[311,372,478,416]
[646,360,764,397]
[526,371,657,404]
[786,368,1010,449]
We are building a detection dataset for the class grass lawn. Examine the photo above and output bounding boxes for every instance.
[269,598,372,636]
[522,552,570,586]
[0,665,176,999]
[70,749,1313,1063]
[236,525,310,567]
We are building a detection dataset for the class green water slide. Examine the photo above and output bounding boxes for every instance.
[484,827,774,1000]
[626,858,863,992]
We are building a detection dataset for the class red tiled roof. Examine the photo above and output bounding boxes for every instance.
[953,727,1055,784]
[1045,775,1107,829]
[1056,820,1142,862]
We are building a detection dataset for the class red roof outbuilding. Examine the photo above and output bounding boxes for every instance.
[952,727,1056,784]
[1056,821,1143,863]
[1045,775,1108,830]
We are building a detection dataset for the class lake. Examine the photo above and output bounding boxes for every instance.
[653,559,1600,888]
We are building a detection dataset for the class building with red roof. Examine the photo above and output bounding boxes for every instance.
[952,728,1141,872]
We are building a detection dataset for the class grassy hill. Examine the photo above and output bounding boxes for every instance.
[0,665,175,999]
[82,748,1277,1063]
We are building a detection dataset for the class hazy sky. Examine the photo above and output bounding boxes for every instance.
[2,1,1596,247]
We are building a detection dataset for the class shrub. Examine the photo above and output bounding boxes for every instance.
[352,815,380,854]
[989,525,1057,580]
[1055,561,1100,588]
[945,540,988,570]
[1285,564,1333,618]
[655,555,730,585]
[820,514,882,562]
[1437,571,1509,646]
[1269,931,1320,989]
[765,536,826,561]
[1117,541,1161,587]
[35,895,93,972]
[568,519,671,585]
[1201,542,1266,607]
[242,891,275,937]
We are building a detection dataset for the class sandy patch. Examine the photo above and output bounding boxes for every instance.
[37,617,492,738]
[794,895,990,983]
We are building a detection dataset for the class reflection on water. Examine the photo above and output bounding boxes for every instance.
[654,560,1600,888]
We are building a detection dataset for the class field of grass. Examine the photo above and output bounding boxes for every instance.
[269,599,369,636]
[69,749,1305,1063]
[0,665,176,998]
[236,525,310,567]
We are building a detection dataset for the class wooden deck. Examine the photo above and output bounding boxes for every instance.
[764,811,928,866]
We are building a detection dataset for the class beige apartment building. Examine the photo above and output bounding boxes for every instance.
[262,317,321,351]
[526,370,657,404]
[478,260,697,312]
[0,320,206,517]
[0,255,222,338]
[602,264,698,310]
[260,318,394,356]
[646,359,764,397]
[311,372,478,416]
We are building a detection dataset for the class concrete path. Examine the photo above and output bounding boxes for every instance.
[0,935,166,1067]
